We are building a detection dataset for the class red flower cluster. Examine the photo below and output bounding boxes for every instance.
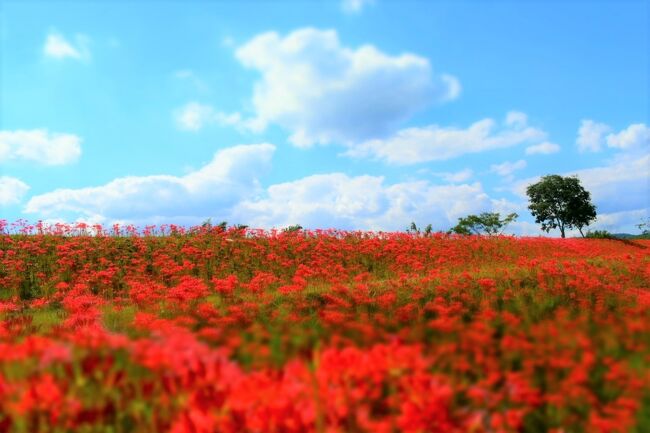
[0,221,648,432]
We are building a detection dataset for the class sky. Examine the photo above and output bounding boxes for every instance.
[0,0,648,235]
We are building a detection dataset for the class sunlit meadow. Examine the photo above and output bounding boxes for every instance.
[0,220,649,432]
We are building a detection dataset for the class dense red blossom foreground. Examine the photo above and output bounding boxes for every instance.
[0,221,649,432]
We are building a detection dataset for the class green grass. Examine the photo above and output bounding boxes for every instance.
[101,304,137,334]
[30,306,66,332]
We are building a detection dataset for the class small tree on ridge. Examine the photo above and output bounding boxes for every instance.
[448,212,518,236]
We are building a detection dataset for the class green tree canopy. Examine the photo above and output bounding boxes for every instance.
[526,175,596,238]
[448,212,518,236]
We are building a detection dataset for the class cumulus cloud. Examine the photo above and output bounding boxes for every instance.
[0,177,29,206]
[25,144,275,223]
[43,32,90,60]
[230,28,459,147]
[525,141,560,155]
[341,0,375,14]
[346,111,547,164]
[577,120,611,152]
[577,120,649,153]
[234,173,492,231]
[0,130,81,165]
[606,123,650,150]
[24,140,508,232]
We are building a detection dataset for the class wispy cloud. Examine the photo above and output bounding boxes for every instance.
[525,141,560,155]
[173,102,263,133]
[341,0,375,15]
[174,69,209,92]
[437,169,474,183]
[490,159,527,184]
[490,159,527,177]
[43,31,90,61]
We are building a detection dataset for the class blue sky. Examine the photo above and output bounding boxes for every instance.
[1,0,648,235]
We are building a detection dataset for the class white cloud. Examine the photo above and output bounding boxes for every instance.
[525,141,560,155]
[234,174,492,231]
[0,129,81,165]
[578,120,648,152]
[490,198,525,215]
[566,120,650,217]
[577,120,611,152]
[346,112,547,164]
[232,28,459,147]
[25,144,275,223]
[490,159,527,177]
[341,0,375,14]
[43,32,90,60]
[174,102,214,131]
[174,103,263,133]
[505,111,528,128]
[24,141,506,232]
[439,168,473,183]
[590,209,648,233]
[606,123,650,150]
[569,153,650,214]
[0,177,29,206]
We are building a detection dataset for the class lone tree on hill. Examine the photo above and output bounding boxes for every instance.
[526,175,596,238]
[448,212,518,236]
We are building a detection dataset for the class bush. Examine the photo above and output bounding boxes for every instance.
[585,230,614,239]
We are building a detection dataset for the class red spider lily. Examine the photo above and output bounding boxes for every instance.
[0,221,648,431]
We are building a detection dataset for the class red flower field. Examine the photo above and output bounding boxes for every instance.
[0,221,649,432]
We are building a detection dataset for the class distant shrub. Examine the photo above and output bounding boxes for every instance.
[407,222,433,235]
[585,230,614,239]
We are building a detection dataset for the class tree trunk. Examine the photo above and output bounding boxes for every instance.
[578,227,585,237]
[560,226,565,238]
